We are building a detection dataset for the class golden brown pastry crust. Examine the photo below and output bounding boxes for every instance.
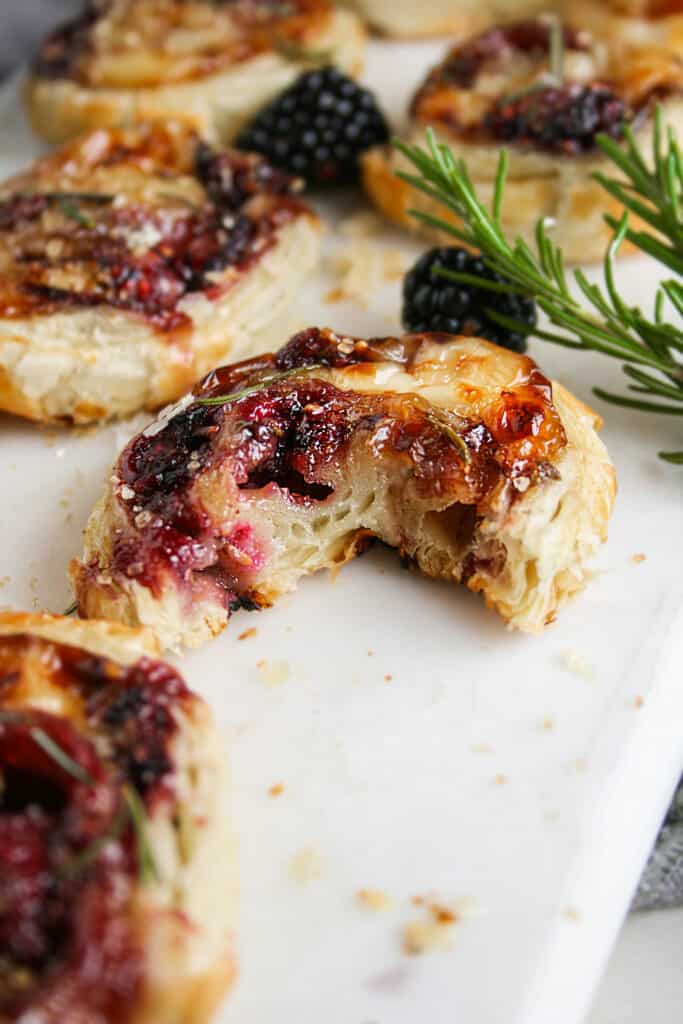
[0,122,320,424]
[0,612,235,1024]
[363,20,683,263]
[567,0,683,54]
[70,328,616,650]
[345,0,554,38]
[25,0,366,145]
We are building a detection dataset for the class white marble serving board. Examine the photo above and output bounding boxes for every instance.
[0,38,682,1024]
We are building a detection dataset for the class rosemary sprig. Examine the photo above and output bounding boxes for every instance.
[63,600,78,616]
[393,114,683,462]
[196,364,325,406]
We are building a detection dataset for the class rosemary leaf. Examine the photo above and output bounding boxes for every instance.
[58,201,94,229]
[197,364,324,407]
[123,785,161,886]
[59,802,128,880]
[30,727,95,786]
[425,408,470,462]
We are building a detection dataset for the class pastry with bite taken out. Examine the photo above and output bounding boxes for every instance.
[70,327,616,650]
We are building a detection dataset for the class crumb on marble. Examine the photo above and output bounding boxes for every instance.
[289,847,325,883]
[357,889,393,912]
[256,659,290,686]
[560,649,594,681]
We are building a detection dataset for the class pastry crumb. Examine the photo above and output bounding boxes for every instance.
[327,238,407,308]
[256,659,290,686]
[384,673,393,683]
[238,627,258,641]
[357,888,393,912]
[494,773,508,786]
[289,847,325,883]
[542,717,555,731]
[560,649,594,681]
[339,210,384,239]
[564,906,582,922]
[631,553,646,564]
[633,695,645,709]
[268,783,285,798]
[403,920,453,955]
[471,743,493,754]
[402,900,458,955]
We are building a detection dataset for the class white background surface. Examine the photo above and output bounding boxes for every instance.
[0,35,682,1024]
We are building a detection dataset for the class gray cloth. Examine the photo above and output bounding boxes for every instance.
[633,780,683,911]
[1,0,682,915]
[0,1,81,78]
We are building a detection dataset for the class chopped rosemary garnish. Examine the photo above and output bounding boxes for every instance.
[63,600,78,616]
[548,15,564,86]
[58,200,95,229]
[425,408,470,462]
[196,364,325,406]
[30,727,95,786]
[42,192,114,205]
[59,801,128,879]
[0,713,160,884]
[393,111,683,463]
[123,785,161,885]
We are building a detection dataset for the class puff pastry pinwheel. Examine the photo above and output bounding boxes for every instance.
[363,18,683,263]
[343,0,555,38]
[0,122,320,424]
[0,612,235,1024]
[70,327,616,651]
[566,1,683,55]
[25,0,366,145]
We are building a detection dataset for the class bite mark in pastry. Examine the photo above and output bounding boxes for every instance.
[0,612,235,1024]
[363,18,683,263]
[25,0,366,145]
[70,327,616,650]
[0,122,320,423]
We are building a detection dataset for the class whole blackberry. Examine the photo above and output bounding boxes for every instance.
[485,83,627,155]
[402,247,536,353]
[235,67,389,186]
